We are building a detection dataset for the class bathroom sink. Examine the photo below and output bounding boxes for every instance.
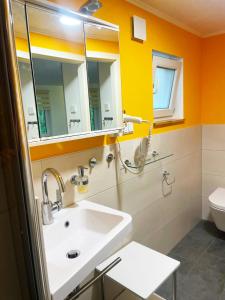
[42,200,132,300]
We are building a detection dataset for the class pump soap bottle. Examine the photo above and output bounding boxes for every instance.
[70,166,89,193]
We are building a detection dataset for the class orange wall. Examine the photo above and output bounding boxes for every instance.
[201,34,225,124]
[30,33,85,54]
[16,34,84,55]
[16,35,117,55]
[30,0,202,160]
[16,37,29,52]
[86,38,119,54]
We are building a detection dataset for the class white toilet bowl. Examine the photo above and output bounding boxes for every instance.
[209,187,225,232]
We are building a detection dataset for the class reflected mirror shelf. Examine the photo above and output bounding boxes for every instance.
[12,0,123,146]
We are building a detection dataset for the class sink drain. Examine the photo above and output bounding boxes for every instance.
[66,250,80,259]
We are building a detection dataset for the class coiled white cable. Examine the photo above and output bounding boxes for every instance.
[116,125,152,175]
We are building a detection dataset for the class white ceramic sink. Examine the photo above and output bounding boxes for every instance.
[43,200,132,300]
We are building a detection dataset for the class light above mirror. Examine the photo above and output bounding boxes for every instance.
[60,16,81,26]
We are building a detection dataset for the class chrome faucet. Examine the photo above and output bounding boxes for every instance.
[41,168,66,225]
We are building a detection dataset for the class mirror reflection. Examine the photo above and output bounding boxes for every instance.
[12,2,123,143]
[12,1,39,141]
[27,6,89,138]
[84,24,121,131]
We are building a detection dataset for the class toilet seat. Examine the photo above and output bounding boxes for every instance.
[209,187,225,211]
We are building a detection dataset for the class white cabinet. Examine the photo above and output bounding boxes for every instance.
[12,1,123,146]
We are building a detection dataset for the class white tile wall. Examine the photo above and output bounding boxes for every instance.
[32,125,202,251]
[202,124,225,219]
[31,125,202,299]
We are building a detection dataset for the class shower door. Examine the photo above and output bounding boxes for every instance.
[0,0,49,299]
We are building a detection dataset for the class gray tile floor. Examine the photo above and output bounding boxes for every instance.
[157,221,225,300]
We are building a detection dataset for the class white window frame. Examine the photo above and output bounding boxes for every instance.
[153,54,182,119]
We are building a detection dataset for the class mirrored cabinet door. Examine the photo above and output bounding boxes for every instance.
[12,1,123,144]
[12,1,40,141]
[84,24,122,131]
[26,5,90,139]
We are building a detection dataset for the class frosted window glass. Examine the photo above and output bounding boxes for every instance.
[153,67,175,109]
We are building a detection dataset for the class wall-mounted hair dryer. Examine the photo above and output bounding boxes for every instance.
[123,114,150,124]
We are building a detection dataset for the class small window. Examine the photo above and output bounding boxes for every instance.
[153,51,183,120]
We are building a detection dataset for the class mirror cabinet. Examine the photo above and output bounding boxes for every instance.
[12,1,123,145]
[85,23,122,132]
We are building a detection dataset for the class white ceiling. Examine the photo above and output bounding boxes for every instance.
[128,0,225,37]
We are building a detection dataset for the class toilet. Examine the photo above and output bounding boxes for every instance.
[209,187,225,232]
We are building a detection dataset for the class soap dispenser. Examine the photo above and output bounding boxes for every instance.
[71,166,89,193]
